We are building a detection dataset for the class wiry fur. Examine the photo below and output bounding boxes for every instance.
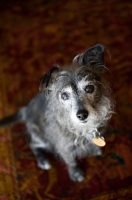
[0,44,114,182]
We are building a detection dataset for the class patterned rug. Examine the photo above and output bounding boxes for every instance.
[0,0,132,199]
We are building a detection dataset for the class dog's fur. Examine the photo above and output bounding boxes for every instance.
[0,44,114,182]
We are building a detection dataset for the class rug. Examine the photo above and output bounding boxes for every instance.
[0,0,132,199]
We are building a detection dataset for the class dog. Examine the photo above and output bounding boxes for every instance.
[0,44,114,182]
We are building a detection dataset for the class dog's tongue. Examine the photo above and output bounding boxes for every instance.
[91,129,106,147]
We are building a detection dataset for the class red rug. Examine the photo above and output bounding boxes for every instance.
[0,0,132,199]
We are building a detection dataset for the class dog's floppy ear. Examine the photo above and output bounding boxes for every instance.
[39,65,60,92]
[73,44,105,72]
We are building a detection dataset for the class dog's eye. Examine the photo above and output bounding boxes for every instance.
[61,92,69,100]
[85,85,94,93]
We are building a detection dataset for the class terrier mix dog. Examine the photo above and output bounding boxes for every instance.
[0,44,114,182]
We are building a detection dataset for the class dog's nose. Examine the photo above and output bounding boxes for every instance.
[76,110,88,121]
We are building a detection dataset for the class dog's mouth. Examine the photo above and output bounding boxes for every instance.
[79,119,88,124]
[82,120,87,123]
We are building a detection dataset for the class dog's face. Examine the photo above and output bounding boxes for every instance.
[55,68,105,127]
[40,44,113,129]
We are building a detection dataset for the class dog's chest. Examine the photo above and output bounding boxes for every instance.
[65,132,94,157]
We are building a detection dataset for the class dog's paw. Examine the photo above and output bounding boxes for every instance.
[68,166,84,182]
[37,159,51,170]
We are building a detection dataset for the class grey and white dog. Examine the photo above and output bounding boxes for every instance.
[0,44,114,182]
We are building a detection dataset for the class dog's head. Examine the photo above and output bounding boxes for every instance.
[40,44,113,129]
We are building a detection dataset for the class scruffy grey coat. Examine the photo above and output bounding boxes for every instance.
[0,44,114,182]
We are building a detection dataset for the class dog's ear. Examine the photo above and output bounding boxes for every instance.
[39,65,60,92]
[73,44,105,72]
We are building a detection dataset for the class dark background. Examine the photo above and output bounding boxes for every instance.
[0,0,132,199]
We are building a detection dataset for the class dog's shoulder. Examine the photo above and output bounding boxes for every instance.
[26,93,47,119]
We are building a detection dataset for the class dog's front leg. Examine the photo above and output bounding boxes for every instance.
[59,151,84,182]
[68,164,84,182]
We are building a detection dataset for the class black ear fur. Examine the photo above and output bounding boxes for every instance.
[73,44,105,72]
[83,44,104,69]
[39,66,60,91]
